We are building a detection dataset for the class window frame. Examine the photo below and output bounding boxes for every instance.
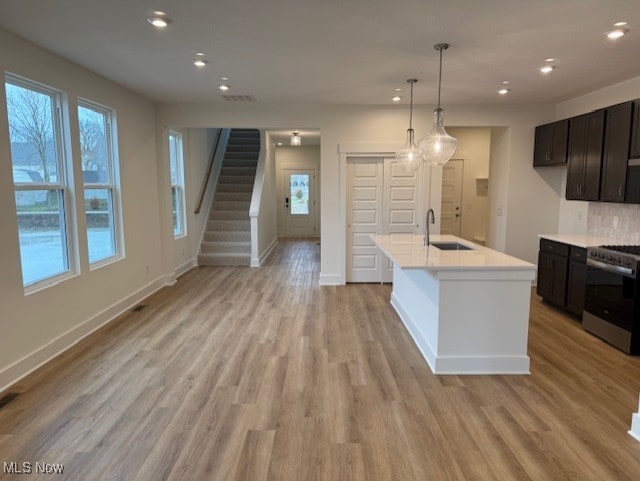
[77,98,124,269]
[168,130,187,238]
[5,73,78,293]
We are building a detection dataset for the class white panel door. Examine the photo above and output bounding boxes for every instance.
[381,158,423,282]
[347,159,383,282]
[284,169,316,236]
[440,159,463,236]
[347,158,423,283]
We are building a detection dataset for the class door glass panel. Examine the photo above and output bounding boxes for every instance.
[290,174,309,215]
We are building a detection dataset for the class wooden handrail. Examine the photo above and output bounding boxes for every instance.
[194,129,223,214]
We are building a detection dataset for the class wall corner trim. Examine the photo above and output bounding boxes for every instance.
[251,237,278,268]
[630,400,640,442]
[0,275,173,393]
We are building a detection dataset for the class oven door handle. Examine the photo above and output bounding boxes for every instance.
[587,258,636,277]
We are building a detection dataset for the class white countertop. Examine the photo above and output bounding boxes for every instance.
[538,233,623,248]
[371,234,536,271]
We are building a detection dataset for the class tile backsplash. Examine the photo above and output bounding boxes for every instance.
[587,203,640,243]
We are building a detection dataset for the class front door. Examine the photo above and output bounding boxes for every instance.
[284,169,316,236]
[440,159,463,236]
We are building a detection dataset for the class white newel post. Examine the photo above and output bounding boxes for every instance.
[630,395,640,442]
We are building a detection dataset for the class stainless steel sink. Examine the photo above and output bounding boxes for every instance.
[430,242,474,251]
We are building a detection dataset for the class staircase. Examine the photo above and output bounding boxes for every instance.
[198,129,260,266]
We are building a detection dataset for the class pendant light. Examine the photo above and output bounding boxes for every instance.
[290,132,301,146]
[418,43,457,166]
[395,79,421,173]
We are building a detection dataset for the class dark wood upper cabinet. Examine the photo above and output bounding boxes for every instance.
[600,102,633,202]
[566,110,605,201]
[534,119,569,166]
[631,100,640,159]
[566,114,587,200]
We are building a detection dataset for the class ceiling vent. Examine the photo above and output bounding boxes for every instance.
[221,94,256,102]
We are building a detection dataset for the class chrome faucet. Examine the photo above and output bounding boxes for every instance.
[425,208,435,246]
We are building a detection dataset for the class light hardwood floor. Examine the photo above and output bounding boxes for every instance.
[1,239,640,480]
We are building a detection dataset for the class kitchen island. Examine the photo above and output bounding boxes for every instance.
[372,234,536,375]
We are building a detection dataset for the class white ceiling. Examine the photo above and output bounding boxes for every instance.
[1,0,639,106]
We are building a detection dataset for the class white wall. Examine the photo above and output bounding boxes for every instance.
[156,102,554,283]
[276,145,321,236]
[0,28,168,389]
[555,74,640,237]
[253,133,278,265]
[171,128,219,274]
[447,127,491,243]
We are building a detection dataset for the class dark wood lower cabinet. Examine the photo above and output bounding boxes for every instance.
[537,240,586,317]
[566,259,587,316]
[537,251,567,307]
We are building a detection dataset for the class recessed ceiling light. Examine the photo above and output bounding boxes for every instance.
[392,95,402,102]
[498,88,510,95]
[539,65,556,74]
[607,27,629,39]
[394,88,402,92]
[221,77,229,81]
[147,11,171,28]
[501,80,510,85]
[614,21,628,27]
[219,84,230,91]
[194,59,209,67]
[277,142,283,146]
[545,58,556,62]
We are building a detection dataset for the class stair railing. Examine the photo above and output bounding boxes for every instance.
[194,129,223,214]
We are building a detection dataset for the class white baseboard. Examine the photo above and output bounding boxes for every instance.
[319,273,343,286]
[175,258,197,277]
[630,411,640,442]
[251,238,278,267]
[0,275,173,393]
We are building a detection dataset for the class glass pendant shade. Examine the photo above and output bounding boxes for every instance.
[419,108,457,166]
[290,132,301,146]
[396,128,422,173]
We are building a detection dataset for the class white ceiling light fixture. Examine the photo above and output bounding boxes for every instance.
[395,79,422,173]
[498,88,510,95]
[392,95,402,102]
[219,84,230,91]
[418,43,458,167]
[147,11,171,28]
[193,53,209,68]
[290,132,301,146]
[607,27,629,40]
[540,64,556,74]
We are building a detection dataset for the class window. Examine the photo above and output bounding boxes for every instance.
[5,75,75,288]
[168,131,186,237]
[78,100,122,266]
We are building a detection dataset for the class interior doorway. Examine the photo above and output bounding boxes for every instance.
[440,159,463,236]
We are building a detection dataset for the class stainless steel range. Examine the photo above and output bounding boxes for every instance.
[584,245,640,354]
